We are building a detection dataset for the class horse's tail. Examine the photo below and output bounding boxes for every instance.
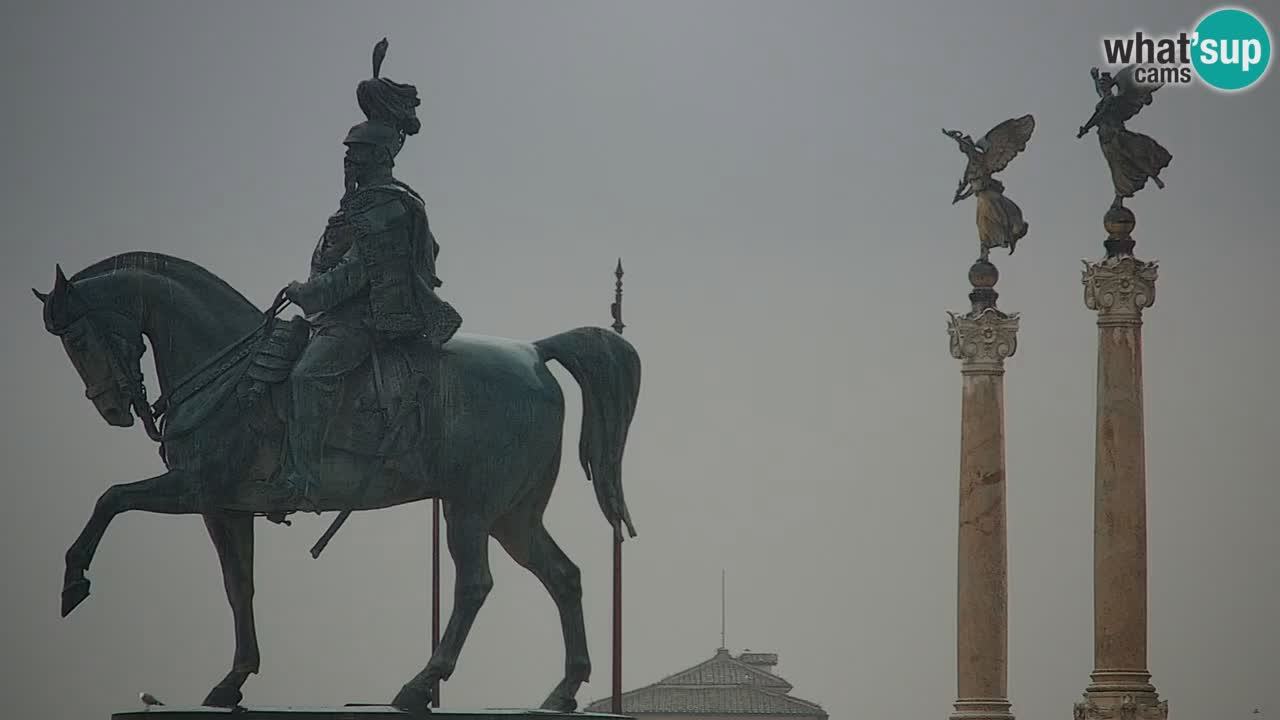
[535,326,640,538]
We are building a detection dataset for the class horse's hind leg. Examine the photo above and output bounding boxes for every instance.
[62,469,193,617]
[201,511,259,708]
[392,506,494,714]
[492,514,590,712]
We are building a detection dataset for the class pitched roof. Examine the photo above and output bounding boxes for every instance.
[585,649,826,717]
[657,650,793,692]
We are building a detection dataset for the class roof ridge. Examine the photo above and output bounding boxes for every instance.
[653,651,793,689]
[653,653,722,685]
[722,654,791,685]
[584,684,828,716]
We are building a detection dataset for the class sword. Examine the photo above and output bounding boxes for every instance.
[309,374,427,559]
[309,508,350,559]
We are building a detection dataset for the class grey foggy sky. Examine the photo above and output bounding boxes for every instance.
[2,2,1278,719]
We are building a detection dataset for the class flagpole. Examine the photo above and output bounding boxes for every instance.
[610,259,625,715]
[431,496,441,707]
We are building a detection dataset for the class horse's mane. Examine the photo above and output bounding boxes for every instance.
[71,251,262,319]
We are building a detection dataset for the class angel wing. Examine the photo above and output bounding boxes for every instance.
[1107,65,1160,123]
[967,114,1035,181]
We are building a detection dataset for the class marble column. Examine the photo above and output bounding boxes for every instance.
[947,259,1019,720]
[1073,207,1168,720]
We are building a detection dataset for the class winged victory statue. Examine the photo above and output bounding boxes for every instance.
[943,114,1036,262]
[1077,65,1172,209]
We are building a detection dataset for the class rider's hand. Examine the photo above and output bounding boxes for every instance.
[284,281,311,311]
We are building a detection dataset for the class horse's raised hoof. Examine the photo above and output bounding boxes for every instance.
[61,578,91,617]
[391,683,433,715]
[202,684,244,709]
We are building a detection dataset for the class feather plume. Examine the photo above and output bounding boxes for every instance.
[372,38,388,78]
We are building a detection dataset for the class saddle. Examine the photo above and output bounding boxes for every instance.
[159,315,436,474]
[240,318,435,462]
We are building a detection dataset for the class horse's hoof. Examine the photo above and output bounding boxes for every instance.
[539,696,578,713]
[61,578,91,617]
[391,683,433,715]
[202,684,244,708]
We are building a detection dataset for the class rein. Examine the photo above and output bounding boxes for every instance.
[149,289,294,437]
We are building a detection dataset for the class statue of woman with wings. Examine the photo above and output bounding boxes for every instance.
[1077,65,1172,209]
[943,114,1035,262]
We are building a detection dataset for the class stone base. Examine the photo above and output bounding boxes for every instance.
[112,707,631,720]
[951,698,1014,720]
[1073,672,1168,720]
[1073,694,1168,720]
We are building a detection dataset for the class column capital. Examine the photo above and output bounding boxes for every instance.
[1082,255,1158,324]
[948,307,1020,373]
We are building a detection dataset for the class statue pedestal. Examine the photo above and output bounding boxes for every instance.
[112,707,631,720]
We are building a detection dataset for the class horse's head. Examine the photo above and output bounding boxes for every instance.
[34,265,150,429]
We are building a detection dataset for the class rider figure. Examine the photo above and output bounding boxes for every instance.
[278,40,461,507]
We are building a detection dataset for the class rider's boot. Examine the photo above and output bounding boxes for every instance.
[279,375,342,513]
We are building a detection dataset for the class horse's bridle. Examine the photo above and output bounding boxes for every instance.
[54,310,164,443]
[52,288,293,463]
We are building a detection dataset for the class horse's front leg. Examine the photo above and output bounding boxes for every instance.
[201,511,258,709]
[62,469,193,616]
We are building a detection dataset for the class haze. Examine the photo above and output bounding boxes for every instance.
[2,2,1277,720]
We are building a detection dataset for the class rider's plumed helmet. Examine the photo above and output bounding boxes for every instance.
[344,38,421,158]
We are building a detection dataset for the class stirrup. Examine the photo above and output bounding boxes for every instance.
[264,511,293,526]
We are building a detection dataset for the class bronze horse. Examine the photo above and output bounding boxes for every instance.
[34,252,640,713]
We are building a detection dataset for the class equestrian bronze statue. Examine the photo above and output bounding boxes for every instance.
[34,39,640,715]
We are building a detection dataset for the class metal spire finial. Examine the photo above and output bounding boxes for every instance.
[610,259,625,335]
[720,569,727,651]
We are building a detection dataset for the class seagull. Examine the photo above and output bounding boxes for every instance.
[140,692,164,708]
